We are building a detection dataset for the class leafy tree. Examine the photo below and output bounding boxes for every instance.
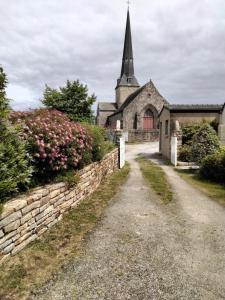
[191,123,220,163]
[42,80,96,123]
[0,67,32,201]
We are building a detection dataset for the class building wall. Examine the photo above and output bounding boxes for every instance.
[107,112,123,128]
[123,81,167,131]
[116,86,139,108]
[159,108,171,159]
[97,110,116,127]
[0,149,118,263]
[128,129,159,143]
[170,112,220,125]
[160,109,222,160]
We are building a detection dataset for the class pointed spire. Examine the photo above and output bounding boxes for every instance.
[117,9,139,88]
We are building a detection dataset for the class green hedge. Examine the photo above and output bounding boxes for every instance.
[200,148,225,184]
[80,124,115,166]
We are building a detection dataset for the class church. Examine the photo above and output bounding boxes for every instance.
[97,9,225,145]
[97,9,168,142]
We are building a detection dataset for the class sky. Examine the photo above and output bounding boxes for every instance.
[0,0,225,112]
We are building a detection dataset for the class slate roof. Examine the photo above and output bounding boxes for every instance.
[98,102,117,111]
[165,104,224,112]
[116,9,139,88]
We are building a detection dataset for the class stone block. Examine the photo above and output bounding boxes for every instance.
[0,198,27,220]
[35,205,54,222]
[11,234,37,255]
[31,208,40,218]
[22,201,41,215]
[4,220,20,233]
[3,243,14,254]
[21,213,33,225]
[40,196,50,206]
[50,194,64,205]
[50,189,61,199]
[39,203,50,213]
[0,238,12,251]
[15,232,32,245]
[0,230,3,238]
[49,183,65,192]
[12,234,20,242]
[0,211,22,229]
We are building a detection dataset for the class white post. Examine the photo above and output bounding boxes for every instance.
[119,137,125,168]
[116,120,121,130]
[171,136,178,166]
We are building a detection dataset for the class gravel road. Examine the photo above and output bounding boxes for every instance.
[32,143,225,300]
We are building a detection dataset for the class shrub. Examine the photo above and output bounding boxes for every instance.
[178,144,192,162]
[0,67,32,201]
[54,170,80,188]
[11,109,92,181]
[191,124,220,163]
[200,150,225,184]
[81,124,115,163]
[181,124,202,145]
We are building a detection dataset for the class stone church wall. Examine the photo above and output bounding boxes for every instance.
[0,149,118,263]
[128,129,159,143]
[123,81,167,130]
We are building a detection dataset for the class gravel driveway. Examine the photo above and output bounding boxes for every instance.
[32,143,225,300]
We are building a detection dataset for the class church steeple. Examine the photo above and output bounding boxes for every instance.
[117,9,139,88]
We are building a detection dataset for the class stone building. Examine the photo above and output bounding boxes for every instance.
[97,9,225,145]
[97,9,168,142]
[159,104,225,160]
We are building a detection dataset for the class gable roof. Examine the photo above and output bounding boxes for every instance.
[98,102,117,111]
[110,80,169,118]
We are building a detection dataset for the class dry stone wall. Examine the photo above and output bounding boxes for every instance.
[0,149,118,263]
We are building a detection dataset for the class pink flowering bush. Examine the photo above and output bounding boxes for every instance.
[10,109,92,179]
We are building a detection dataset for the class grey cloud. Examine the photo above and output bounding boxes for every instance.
[0,0,224,111]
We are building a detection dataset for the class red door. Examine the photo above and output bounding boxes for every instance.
[143,109,154,130]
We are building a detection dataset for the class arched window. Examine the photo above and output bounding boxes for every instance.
[143,109,154,130]
[133,113,138,129]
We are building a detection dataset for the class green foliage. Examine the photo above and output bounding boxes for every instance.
[0,67,33,202]
[191,124,220,163]
[55,170,80,188]
[181,123,202,145]
[42,80,96,123]
[200,149,225,184]
[81,124,115,163]
[178,144,192,162]
[0,67,10,121]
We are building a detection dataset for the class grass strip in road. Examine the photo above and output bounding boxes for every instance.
[137,157,173,204]
[175,169,225,206]
[0,162,130,300]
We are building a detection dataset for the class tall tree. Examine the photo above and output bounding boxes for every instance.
[42,80,96,123]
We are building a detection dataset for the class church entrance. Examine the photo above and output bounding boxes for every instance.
[143,109,154,130]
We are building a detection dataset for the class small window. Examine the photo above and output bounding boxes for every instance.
[165,120,169,135]
[133,113,138,129]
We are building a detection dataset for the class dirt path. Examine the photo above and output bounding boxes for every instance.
[32,143,225,300]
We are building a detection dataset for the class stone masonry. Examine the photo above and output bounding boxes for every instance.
[0,149,118,263]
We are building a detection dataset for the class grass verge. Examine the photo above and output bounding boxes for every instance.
[175,169,225,206]
[0,163,130,300]
[137,156,173,204]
